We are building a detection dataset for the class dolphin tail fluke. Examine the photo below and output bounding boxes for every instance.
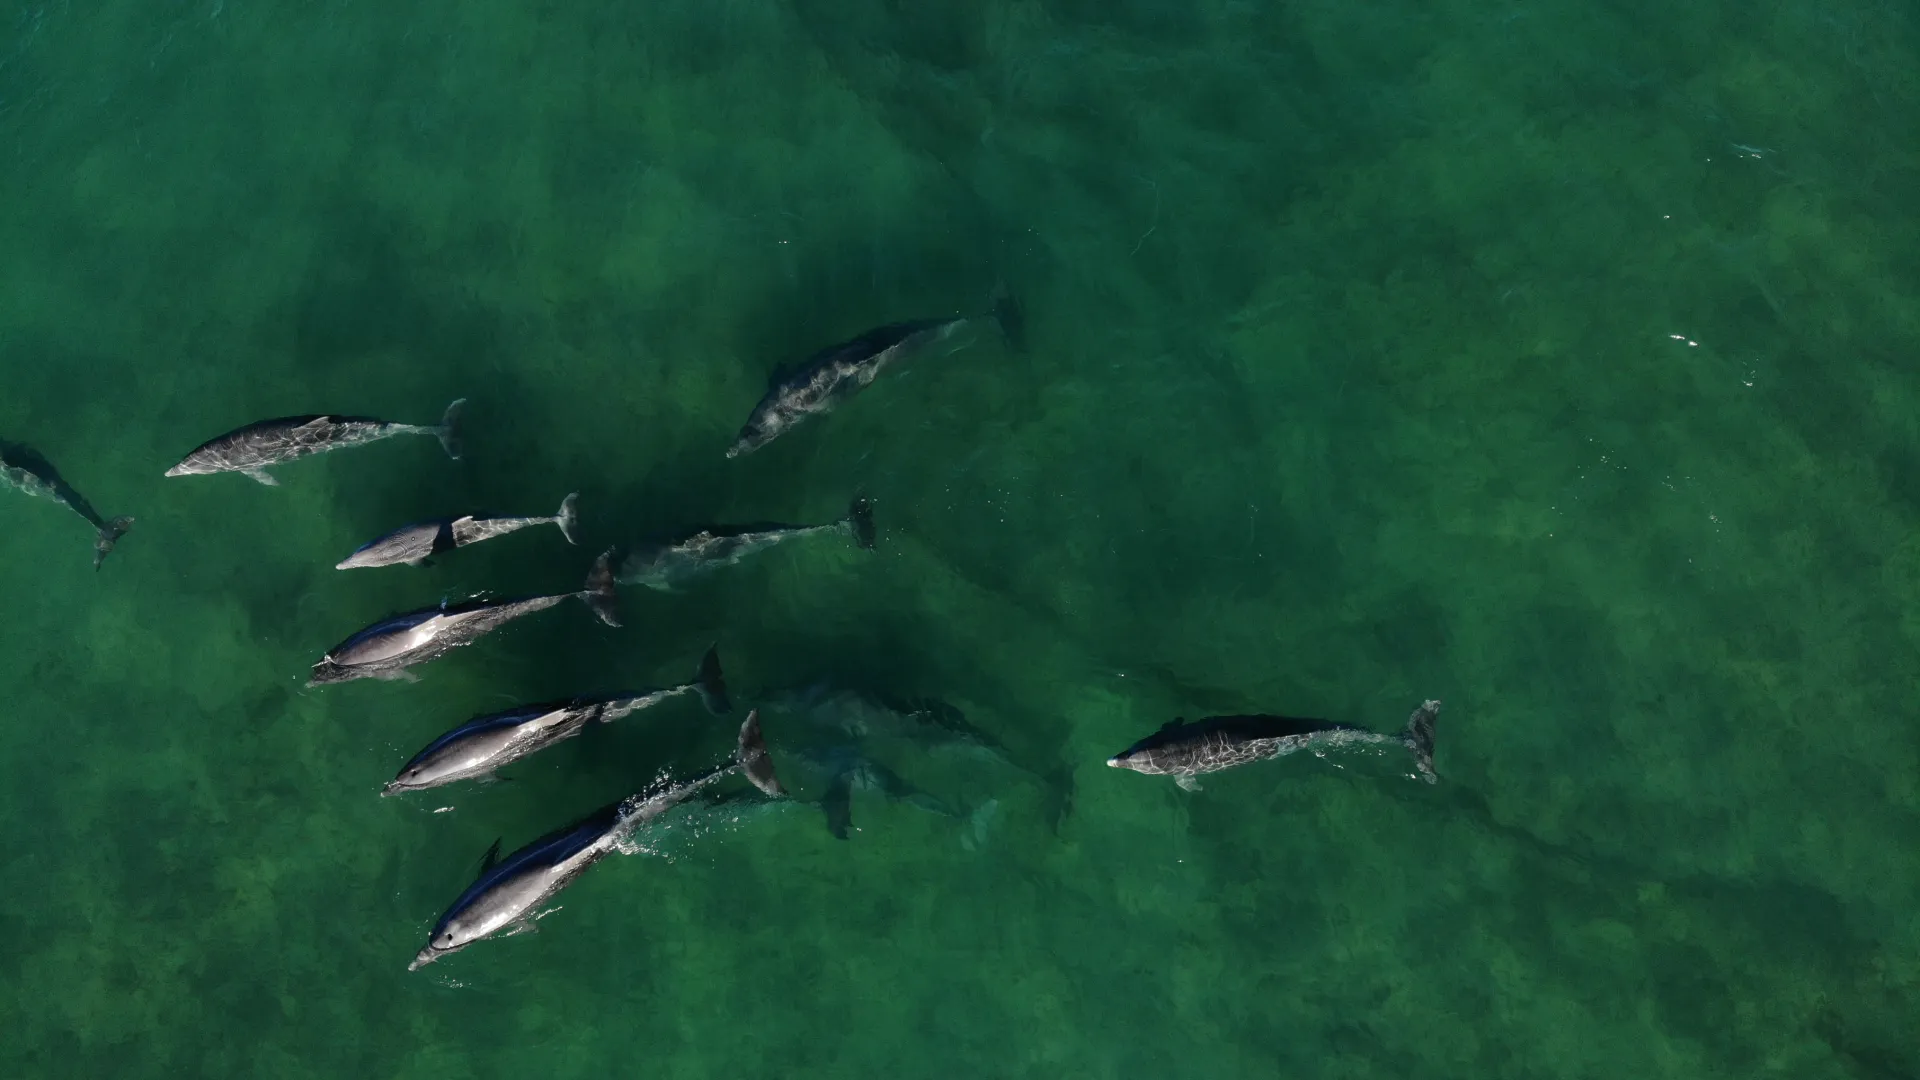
[847,496,877,550]
[555,492,581,545]
[736,710,785,797]
[989,282,1026,353]
[581,548,621,627]
[1404,699,1440,784]
[694,644,732,715]
[92,516,134,571]
[436,398,467,461]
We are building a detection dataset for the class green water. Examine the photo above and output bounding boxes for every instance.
[4,0,1918,1076]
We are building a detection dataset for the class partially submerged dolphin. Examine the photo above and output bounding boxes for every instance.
[616,497,875,590]
[308,551,619,686]
[384,646,732,794]
[1,440,133,569]
[726,292,1022,458]
[1107,699,1441,790]
[408,711,785,970]
[338,493,580,570]
[165,399,465,485]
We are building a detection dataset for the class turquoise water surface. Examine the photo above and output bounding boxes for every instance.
[3,1,1918,1077]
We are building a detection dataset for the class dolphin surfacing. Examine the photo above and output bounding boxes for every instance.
[409,711,785,970]
[1107,700,1441,791]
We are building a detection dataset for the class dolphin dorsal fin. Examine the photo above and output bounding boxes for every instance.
[476,838,503,877]
[1158,717,1186,731]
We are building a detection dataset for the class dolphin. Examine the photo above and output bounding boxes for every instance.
[616,497,874,590]
[307,550,620,686]
[785,687,1017,764]
[1,440,133,570]
[165,398,465,485]
[383,645,732,794]
[791,741,998,848]
[338,493,580,570]
[725,291,1022,458]
[1106,699,1441,791]
[408,711,785,970]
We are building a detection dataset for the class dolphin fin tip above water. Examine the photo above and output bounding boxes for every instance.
[582,548,620,627]
[695,644,731,715]
[436,398,466,461]
[739,710,785,797]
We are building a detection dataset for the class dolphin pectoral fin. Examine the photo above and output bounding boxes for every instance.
[244,468,280,487]
[476,837,503,876]
[373,668,421,684]
[1176,774,1202,792]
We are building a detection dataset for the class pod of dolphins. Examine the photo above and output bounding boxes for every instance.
[4,292,1447,971]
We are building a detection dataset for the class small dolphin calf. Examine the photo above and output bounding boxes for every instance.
[338,493,580,570]
[308,551,619,686]
[165,399,465,485]
[1108,700,1441,791]
[409,711,785,970]
[1,440,133,569]
[384,646,732,794]
[726,292,1022,458]
[617,497,875,590]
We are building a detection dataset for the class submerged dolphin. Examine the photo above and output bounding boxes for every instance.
[726,292,1022,458]
[616,497,875,590]
[792,741,998,847]
[785,686,1018,765]
[165,398,465,485]
[1107,700,1441,791]
[338,493,580,570]
[384,646,732,794]
[308,551,620,686]
[1,440,133,569]
[408,711,785,970]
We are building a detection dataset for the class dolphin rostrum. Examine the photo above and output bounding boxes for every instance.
[338,493,580,570]
[307,551,619,686]
[616,497,874,590]
[1,440,133,570]
[383,645,732,794]
[1107,700,1441,791]
[726,291,1021,458]
[408,710,785,970]
[165,399,465,485]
